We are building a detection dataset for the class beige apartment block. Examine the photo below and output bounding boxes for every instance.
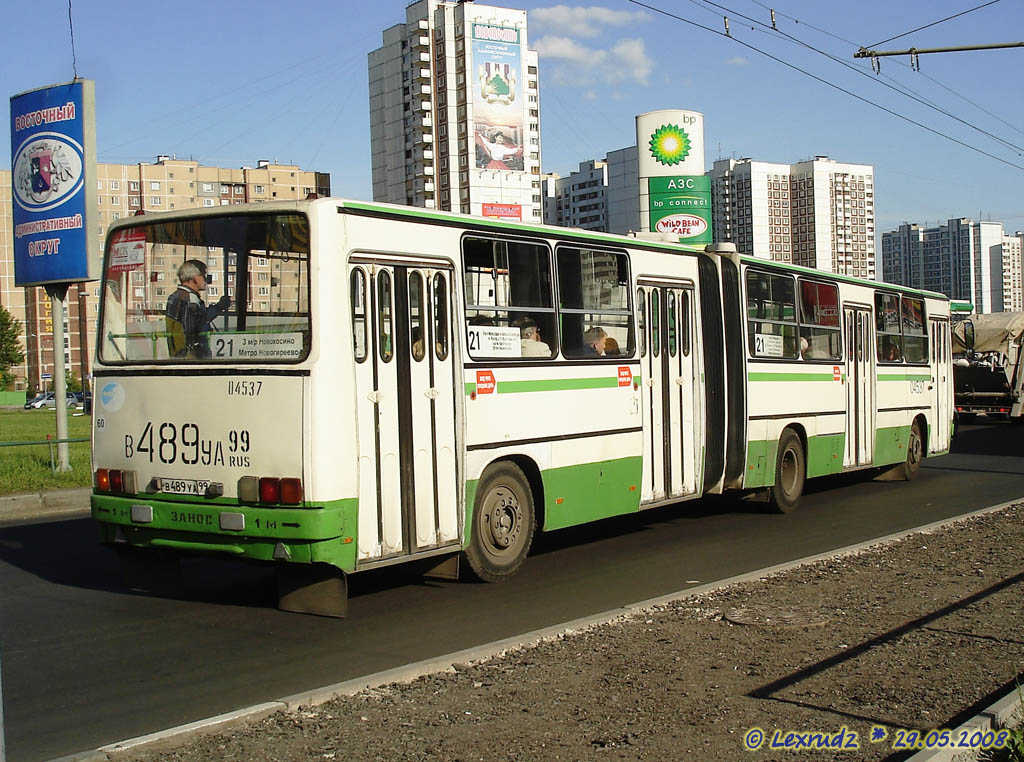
[1,157,329,391]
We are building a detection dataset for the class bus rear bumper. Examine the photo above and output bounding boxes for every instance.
[90,493,358,573]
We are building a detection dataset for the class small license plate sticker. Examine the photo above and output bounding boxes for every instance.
[160,478,211,496]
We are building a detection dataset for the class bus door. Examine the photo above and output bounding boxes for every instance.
[929,317,950,451]
[351,261,460,563]
[843,306,874,467]
[639,283,698,502]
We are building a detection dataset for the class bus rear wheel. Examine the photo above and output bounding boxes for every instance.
[463,462,536,583]
[903,420,924,480]
[769,429,805,514]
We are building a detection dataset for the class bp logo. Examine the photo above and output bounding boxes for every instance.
[648,124,691,166]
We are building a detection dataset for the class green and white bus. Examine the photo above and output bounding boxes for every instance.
[91,198,952,615]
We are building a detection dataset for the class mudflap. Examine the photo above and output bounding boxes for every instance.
[117,547,184,598]
[276,563,348,618]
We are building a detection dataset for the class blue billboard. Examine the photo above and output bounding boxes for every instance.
[10,79,98,287]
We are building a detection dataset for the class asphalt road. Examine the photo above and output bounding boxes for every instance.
[1,421,1023,761]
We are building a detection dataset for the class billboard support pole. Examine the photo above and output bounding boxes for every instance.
[45,283,71,472]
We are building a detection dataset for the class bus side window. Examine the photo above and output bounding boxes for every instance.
[351,268,367,363]
[556,245,632,359]
[681,291,691,357]
[378,270,393,363]
[875,292,902,363]
[434,272,449,361]
[746,270,798,359]
[902,295,927,363]
[668,291,677,357]
[637,288,646,358]
[651,289,660,357]
[409,271,425,362]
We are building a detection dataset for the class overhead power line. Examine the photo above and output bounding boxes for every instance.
[866,0,1002,49]
[681,0,1024,155]
[748,0,1024,140]
[624,0,1024,172]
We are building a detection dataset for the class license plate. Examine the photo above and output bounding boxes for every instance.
[160,478,211,496]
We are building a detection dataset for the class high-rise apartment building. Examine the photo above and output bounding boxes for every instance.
[542,160,608,231]
[0,157,329,391]
[708,156,875,277]
[881,219,1017,313]
[369,0,542,221]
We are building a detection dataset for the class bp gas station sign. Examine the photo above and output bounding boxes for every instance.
[647,175,712,246]
[637,109,712,247]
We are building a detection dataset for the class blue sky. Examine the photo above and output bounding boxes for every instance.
[5,0,1023,238]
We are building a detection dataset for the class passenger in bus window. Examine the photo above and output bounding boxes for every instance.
[604,336,620,356]
[517,316,551,358]
[583,326,608,357]
[165,259,230,359]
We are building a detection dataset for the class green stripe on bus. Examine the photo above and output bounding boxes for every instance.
[748,372,837,382]
[465,376,637,395]
[499,377,620,393]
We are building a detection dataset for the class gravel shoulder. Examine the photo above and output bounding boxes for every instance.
[115,503,1024,762]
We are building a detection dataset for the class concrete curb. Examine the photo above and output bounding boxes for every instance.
[0,487,91,523]
[906,686,1023,762]
[45,497,1024,761]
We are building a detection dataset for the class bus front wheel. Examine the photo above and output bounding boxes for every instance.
[769,429,805,514]
[464,462,536,582]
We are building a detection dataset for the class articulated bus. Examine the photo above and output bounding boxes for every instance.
[91,198,952,615]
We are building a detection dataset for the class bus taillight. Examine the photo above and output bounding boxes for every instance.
[94,468,137,495]
[259,477,281,504]
[280,478,303,505]
[238,476,304,505]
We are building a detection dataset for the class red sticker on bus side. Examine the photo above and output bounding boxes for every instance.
[476,370,496,394]
[833,366,841,381]
[618,366,632,387]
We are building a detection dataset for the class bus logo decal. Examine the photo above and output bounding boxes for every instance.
[100,381,126,412]
[834,366,842,382]
[476,370,496,394]
[618,367,633,387]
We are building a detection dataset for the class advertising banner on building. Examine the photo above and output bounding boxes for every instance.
[471,24,524,172]
[10,79,99,286]
[481,202,522,221]
[637,109,711,247]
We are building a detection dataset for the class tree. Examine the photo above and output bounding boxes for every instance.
[0,304,26,391]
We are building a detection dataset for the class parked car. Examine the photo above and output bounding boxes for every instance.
[24,392,78,409]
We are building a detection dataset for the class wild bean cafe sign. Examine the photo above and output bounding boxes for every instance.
[648,175,712,246]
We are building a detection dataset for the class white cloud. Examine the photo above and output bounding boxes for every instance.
[534,35,653,86]
[530,5,649,38]
[726,56,749,66]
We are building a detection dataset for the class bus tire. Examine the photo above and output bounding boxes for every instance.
[903,420,924,480]
[463,462,536,583]
[769,429,805,514]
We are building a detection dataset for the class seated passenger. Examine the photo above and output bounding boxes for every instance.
[517,316,551,358]
[604,336,620,356]
[583,326,607,357]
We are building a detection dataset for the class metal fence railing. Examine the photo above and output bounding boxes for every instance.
[0,437,90,473]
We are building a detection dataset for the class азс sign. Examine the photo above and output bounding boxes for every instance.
[10,79,99,286]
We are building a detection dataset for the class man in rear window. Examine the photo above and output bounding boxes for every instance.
[165,259,230,359]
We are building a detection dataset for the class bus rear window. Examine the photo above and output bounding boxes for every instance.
[98,213,311,364]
